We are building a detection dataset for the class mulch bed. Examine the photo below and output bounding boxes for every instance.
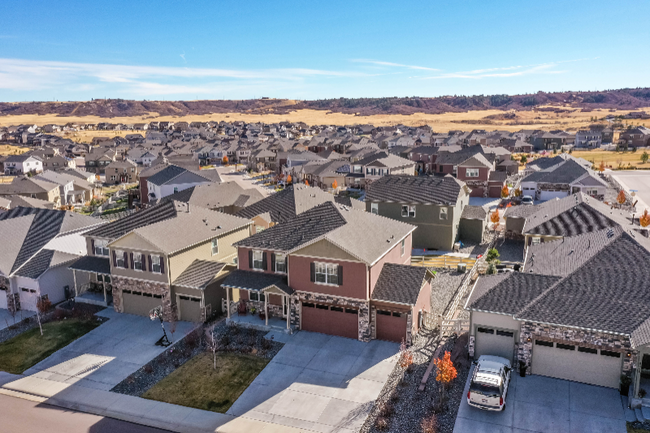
[111,320,283,397]
[360,332,471,433]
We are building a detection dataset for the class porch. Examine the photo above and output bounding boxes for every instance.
[68,256,113,307]
[226,313,289,332]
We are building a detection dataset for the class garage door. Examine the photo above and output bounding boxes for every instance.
[469,186,484,197]
[19,288,38,311]
[0,289,7,309]
[122,290,163,316]
[489,186,502,198]
[539,190,568,201]
[474,326,516,362]
[301,302,358,339]
[532,340,622,388]
[179,295,202,322]
[376,310,408,342]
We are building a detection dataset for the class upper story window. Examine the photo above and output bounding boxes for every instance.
[401,205,416,218]
[371,203,378,214]
[274,253,286,273]
[401,239,405,256]
[211,238,219,256]
[314,262,339,285]
[439,207,448,220]
[94,239,109,256]
[466,168,479,178]
[115,250,125,268]
[253,250,264,270]
[151,255,162,273]
[353,165,362,174]
[133,253,143,271]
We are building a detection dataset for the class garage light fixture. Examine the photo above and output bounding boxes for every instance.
[526,337,531,342]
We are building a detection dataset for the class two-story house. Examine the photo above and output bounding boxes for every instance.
[619,126,650,148]
[365,175,471,250]
[4,154,43,175]
[69,200,252,322]
[146,165,214,201]
[0,177,62,205]
[104,160,139,185]
[223,201,435,343]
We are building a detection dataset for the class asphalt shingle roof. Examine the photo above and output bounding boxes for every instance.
[461,205,487,220]
[86,200,178,240]
[372,263,430,305]
[172,260,227,290]
[69,255,111,274]
[147,165,187,186]
[365,175,464,205]
[221,269,292,295]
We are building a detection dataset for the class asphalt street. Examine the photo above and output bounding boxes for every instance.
[0,394,172,433]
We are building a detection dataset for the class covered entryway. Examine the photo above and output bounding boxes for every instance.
[375,309,408,342]
[474,326,516,362]
[531,340,622,388]
[301,302,358,339]
[122,290,163,316]
[178,295,202,322]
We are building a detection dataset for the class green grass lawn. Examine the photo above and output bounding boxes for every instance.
[0,319,101,374]
[142,352,269,413]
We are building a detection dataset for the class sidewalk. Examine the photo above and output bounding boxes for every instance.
[0,372,305,433]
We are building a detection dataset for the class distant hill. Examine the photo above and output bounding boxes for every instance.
[2,88,650,119]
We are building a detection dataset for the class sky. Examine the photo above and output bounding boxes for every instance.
[0,0,648,102]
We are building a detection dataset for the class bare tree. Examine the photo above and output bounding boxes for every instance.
[36,296,52,336]
[205,324,220,370]
[165,304,178,342]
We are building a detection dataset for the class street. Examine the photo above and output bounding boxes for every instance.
[610,170,650,212]
[0,394,171,433]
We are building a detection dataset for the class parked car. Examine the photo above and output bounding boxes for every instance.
[467,355,512,411]
[521,195,534,205]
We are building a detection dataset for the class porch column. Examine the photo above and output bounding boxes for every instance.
[286,295,290,330]
[103,277,107,304]
[226,287,231,319]
[73,270,78,297]
[264,293,268,326]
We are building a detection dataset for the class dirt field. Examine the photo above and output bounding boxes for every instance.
[1,107,649,133]
[0,145,29,156]
[571,149,650,169]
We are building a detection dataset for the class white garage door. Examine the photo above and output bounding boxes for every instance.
[474,326,516,362]
[0,289,7,309]
[539,190,568,201]
[532,340,622,388]
[19,288,38,311]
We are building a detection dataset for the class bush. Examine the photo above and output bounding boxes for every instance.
[378,401,395,417]
[486,263,496,275]
[421,414,438,433]
[375,416,389,431]
[486,248,500,263]
[390,391,400,403]
[143,364,154,374]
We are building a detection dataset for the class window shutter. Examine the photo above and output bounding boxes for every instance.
[271,253,276,272]
[160,257,165,274]
[262,252,268,270]
[129,253,134,269]
[91,239,95,255]
[338,265,343,286]
[248,250,253,269]
[124,252,129,269]
[148,255,152,272]
[310,262,315,282]
[141,254,146,271]
[112,251,117,267]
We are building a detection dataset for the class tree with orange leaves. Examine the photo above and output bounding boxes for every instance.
[304,179,309,186]
[501,185,509,198]
[617,190,626,205]
[332,180,338,189]
[222,156,228,165]
[599,161,605,172]
[491,209,500,224]
[640,209,650,228]
[433,351,457,401]
[286,174,292,184]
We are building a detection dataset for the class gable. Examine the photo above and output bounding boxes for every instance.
[166,170,209,185]
[291,238,360,262]
[109,232,164,253]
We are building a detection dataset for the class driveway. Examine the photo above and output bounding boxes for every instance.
[22,309,197,391]
[610,170,650,211]
[227,331,399,433]
[0,309,36,331]
[453,370,627,433]
[215,166,275,197]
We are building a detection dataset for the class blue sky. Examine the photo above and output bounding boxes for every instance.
[1,0,648,101]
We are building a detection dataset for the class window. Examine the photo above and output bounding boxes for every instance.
[466,168,479,178]
[377,310,392,316]
[477,327,494,334]
[253,250,264,270]
[331,306,344,312]
[315,262,338,285]
[401,205,415,218]
[345,308,357,314]
[556,343,575,351]
[174,187,179,194]
[94,239,109,256]
[392,312,402,317]
[275,253,286,273]
[496,330,514,338]
[115,250,125,268]
[250,291,266,302]
[315,304,329,310]
[601,350,621,358]
[439,208,448,220]
[535,340,553,347]
[303,302,315,308]
[133,253,143,271]
[151,255,162,273]
[578,346,597,354]
[211,239,218,256]
[371,203,378,214]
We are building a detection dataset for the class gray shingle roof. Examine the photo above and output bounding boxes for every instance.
[461,205,487,220]
[69,255,111,274]
[365,175,465,205]
[221,269,292,295]
[372,263,430,305]
[86,200,178,240]
[525,201,618,236]
[147,165,187,186]
[172,260,227,290]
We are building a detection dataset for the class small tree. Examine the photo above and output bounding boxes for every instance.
[641,210,650,228]
[36,296,52,336]
[501,185,509,198]
[286,174,292,184]
[304,179,309,186]
[205,324,220,370]
[398,339,414,369]
[599,161,605,172]
[514,188,522,197]
[433,351,457,402]
[617,190,627,205]
[490,209,500,225]
[165,305,177,342]
[642,151,649,164]
[486,248,500,263]
[520,155,527,164]
[332,180,338,189]
[222,155,228,165]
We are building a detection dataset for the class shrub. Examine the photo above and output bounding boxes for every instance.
[378,401,394,417]
[375,416,389,431]
[398,339,414,369]
[421,414,438,433]
[486,248,500,263]
[389,391,400,403]
[143,364,154,374]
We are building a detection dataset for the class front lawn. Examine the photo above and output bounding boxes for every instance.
[0,318,101,374]
[141,352,268,413]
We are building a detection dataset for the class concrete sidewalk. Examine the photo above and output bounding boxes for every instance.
[0,372,305,433]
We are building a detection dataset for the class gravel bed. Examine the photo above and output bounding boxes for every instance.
[628,420,650,431]
[111,320,283,397]
[360,331,471,433]
[0,316,39,344]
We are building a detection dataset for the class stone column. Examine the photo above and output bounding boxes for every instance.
[73,270,78,297]
[226,287,231,319]
[264,293,268,327]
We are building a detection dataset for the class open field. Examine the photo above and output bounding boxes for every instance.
[2,107,650,133]
[0,144,29,156]
[571,149,650,169]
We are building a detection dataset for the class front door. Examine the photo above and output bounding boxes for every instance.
[283,296,288,317]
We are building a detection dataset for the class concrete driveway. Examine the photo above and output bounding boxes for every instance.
[611,171,650,211]
[0,309,36,331]
[22,309,196,391]
[227,331,399,433]
[453,370,627,433]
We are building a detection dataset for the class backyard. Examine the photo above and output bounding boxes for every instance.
[142,351,269,413]
[0,318,102,374]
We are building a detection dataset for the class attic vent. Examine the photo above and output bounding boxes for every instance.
[531,237,541,245]
[607,228,615,239]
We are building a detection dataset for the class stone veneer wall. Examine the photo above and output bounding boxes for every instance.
[466,180,488,198]
[518,321,635,375]
[112,276,173,319]
[296,291,371,342]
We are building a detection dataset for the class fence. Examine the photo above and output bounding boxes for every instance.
[411,255,476,269]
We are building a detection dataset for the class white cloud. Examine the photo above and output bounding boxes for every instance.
[421,62,574,80]
[351,59,440,71]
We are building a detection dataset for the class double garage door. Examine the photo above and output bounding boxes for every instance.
[122,290,163,316]
[302,302,358,339]
[532,340,622,389]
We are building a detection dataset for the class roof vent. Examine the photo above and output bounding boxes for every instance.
[607,228,614,239]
